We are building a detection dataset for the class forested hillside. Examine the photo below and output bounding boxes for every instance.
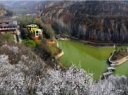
[41,1,128,44]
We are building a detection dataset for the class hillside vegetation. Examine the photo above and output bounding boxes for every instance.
[0,43,128,95]
[0,1,128,95]
[0,28,127,95]
[40,1,128,44]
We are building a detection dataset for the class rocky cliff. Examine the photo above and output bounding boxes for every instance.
[0,4,8,16]
[41,1,128,44]
[0,4,13,17]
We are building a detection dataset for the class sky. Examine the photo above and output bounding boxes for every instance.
[0,0,45,1]
[0,0,126,1]
[0,0,66,1]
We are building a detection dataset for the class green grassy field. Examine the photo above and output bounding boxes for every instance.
[58,40,128,80]
[116,61,128,76]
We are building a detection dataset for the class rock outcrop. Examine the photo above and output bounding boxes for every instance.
[0,4,8,16]
[0,3,13,17]
[41,1,128,44]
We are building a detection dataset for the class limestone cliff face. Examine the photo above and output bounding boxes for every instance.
[41,1,128,43]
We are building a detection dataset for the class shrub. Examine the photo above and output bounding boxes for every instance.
[34,39,41,45]
[0,33,14,44]
[22,39,36,48]
[37,39,60,57]
[42,24,55,39]
[18,15,36,28]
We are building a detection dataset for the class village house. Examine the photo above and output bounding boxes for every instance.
[26,24,43,40]
[0,19,21,43]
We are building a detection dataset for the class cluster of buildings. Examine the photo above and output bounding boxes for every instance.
[0,19,43,43]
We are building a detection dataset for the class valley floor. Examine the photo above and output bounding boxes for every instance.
[58,40,128,80]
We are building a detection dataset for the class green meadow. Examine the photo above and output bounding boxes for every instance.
[58,40,128,80]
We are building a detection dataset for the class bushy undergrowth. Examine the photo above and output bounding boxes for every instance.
[0,33,14,46]
[37,39,60,57]
[0,43,128,95]
[22,39,36,48]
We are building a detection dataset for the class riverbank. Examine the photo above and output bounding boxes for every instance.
[58,38,69,41]
[70,36,128,47]
[109,50,128,66]
[55,50,64,59]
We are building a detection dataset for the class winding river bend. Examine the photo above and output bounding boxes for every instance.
[58,40,128,80]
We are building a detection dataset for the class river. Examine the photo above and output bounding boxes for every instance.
[58,40,128,80]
